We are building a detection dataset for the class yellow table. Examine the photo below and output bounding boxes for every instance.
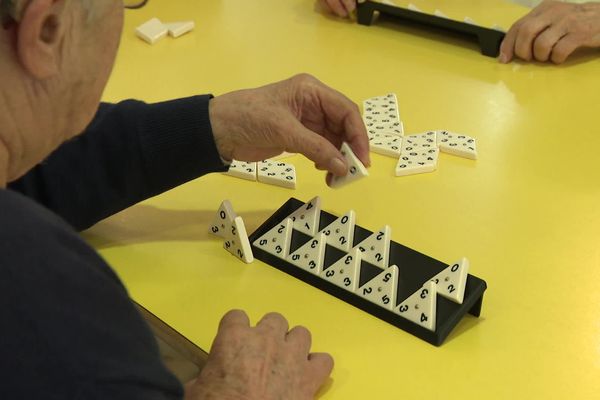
[86,1,600,398]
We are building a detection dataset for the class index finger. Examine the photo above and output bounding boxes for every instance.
[256,312,290,334]
[344,102,371,168]
[499,20,521,63]
[341,0,357,15]
[218,309,250,333]
[323,0,348,17]
[317,85,371,168]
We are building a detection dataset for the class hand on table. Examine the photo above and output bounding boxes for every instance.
[500,0,600,64]
[318,0,357,18]
[209,73,370,185]
[184,310,334,400]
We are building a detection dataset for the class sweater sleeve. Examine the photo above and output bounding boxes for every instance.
[8,95,228,231]
[0,189,183,400]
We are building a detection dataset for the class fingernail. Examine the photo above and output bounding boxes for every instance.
[325,172,333,187]
[499,52,508,63]
[330,158,347,176]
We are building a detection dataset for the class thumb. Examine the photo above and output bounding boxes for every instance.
[499,24,518,63]
[286,120,348,177]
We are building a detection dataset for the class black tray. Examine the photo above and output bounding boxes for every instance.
[356,1,505,57]
[249,198,487,346]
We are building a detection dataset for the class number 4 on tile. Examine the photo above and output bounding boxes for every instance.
[285,196,321,236]
[395,281,437,331]
[395,147,439,177]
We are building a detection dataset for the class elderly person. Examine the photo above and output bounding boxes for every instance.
[499,0,600,63]
[0,0,370,399]
[320,0,600,64]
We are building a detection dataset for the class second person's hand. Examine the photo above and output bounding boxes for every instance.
[500,0,600,64]
[319,0,357,18]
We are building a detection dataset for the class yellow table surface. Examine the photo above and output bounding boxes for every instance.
[86,1,600,398]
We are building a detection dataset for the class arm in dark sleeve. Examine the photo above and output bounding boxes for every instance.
[8,95,228,231]
[0,190,183,400]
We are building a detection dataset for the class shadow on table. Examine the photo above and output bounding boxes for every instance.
[82,204,274,250]
[443,313,486,344]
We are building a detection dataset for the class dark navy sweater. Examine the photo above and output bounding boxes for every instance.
[1,95,227,399]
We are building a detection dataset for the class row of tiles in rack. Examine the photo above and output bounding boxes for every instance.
[210,197,470,332]
[252,215,469,332]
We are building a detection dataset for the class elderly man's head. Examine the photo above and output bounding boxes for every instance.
[0,0,123,185]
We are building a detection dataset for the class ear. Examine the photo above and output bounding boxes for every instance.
[16,0,65,79]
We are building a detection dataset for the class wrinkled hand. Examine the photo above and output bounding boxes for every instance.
[500,0,600,64]
[184,310,334,400]
[318,0,357,17]
[209,74,370,181]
